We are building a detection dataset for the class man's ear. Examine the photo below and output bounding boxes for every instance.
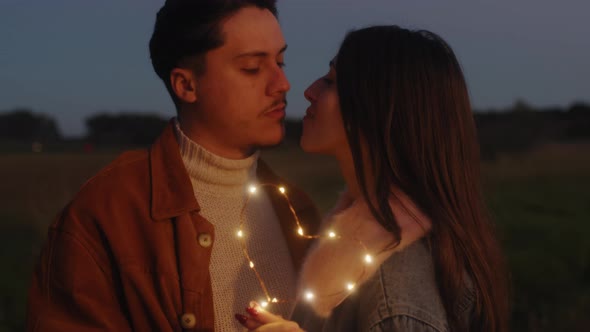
[170,68,198,103]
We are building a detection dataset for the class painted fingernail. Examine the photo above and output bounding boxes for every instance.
[235,313,248,325]
[246,306,259,316]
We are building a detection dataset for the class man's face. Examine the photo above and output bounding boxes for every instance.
[191,6,289,156]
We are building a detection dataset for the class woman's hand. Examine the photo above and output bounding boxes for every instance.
[235,302,304,332]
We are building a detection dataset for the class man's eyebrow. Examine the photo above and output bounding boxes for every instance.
[235,44,288,59]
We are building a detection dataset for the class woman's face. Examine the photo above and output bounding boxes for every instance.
[300,62,350,158]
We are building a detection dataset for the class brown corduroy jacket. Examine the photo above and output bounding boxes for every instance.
[26,122,321,331]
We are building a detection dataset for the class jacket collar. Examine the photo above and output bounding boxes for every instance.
[150,120,200,220]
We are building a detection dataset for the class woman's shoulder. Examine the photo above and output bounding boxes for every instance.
[356,239,448,331]
[357,239,475,332]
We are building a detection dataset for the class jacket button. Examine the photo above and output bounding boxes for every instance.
[180,313,196,329]
[198,233,212,248]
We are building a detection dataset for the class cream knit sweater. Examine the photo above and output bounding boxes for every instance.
[174,120,296,331]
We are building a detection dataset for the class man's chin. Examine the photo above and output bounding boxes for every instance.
[255,131,285,150]
[257,137,284,150]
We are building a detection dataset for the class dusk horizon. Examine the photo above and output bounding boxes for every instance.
[1,0,589,136]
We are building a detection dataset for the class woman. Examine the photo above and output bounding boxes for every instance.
[237,25,509,332]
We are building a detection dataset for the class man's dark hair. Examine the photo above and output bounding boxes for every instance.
[149,0,278,109]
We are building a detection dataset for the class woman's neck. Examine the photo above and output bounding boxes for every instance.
[336,148,382,205]
[336,153,363,199]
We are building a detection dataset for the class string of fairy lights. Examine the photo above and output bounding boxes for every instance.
[238,183,376,308]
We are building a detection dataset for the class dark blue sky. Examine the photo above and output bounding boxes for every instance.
[1,0,588,136]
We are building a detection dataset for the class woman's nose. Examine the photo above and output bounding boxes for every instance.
[304,80,319,102]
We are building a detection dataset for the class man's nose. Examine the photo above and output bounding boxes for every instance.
[268,66,290,95]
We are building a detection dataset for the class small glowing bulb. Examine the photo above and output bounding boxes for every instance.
[271,298,278,303]
[278,187,286,194]
[249,185,257,194]
[328,231,336,238]
[237,230,243,238]
[261,301,269,308]
[364,254,373,264]
[305,291,315,301]
[297,227,304,236]
[347,283,355,291]
[249,261,255,268]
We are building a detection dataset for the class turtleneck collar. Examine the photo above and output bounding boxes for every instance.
[173,118,259,196]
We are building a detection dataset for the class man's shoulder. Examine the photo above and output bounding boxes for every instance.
[46,149,153,256]
[64,149,151,218]
[88,149,148,182]
[82,149,149,191]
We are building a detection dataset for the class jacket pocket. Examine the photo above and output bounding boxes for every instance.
[120,265,183,331]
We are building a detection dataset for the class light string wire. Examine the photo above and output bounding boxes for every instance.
[238,183,379,308]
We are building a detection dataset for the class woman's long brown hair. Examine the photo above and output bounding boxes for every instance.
[335,26,509,331]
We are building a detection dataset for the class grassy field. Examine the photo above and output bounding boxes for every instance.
[481,143,590,331]
[0,142,588,331]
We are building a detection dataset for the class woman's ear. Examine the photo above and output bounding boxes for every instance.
[170,68,198,103]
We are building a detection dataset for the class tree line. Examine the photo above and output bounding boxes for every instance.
[1,100,589,159]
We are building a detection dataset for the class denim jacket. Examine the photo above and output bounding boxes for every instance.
[291,239,476,332]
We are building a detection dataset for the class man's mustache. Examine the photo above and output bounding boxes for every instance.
[262,97,288,113]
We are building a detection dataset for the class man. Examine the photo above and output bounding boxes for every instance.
[26,1,320,330]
